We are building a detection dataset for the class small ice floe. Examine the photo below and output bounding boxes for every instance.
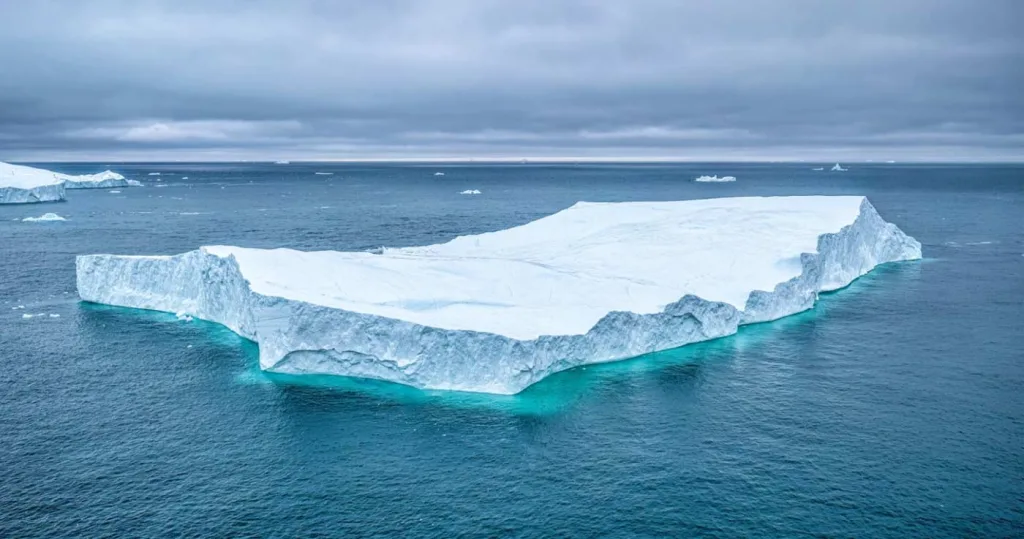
[109,190,121,194]
[812,167,825,171]
[315,172,333,175]
[965,241,995,246]
[126,179,143,186]
[187,344,193,348]
[179,212,201,215]
[176,312,194,322]
[155,185,168,188]
[181,176,189,180]
[49,314,60,318]
[694,175,737,183]
[434,172,445,176]
[831,163,847,171]
[274,160,290,165]
[12,305,25,310]
[22,213,66,222]
[148,172,161,176]
[460,189,482,195]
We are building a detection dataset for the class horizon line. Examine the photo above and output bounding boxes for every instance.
[6,156,1024,164]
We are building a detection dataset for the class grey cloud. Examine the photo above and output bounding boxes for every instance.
[0,0,1021,160]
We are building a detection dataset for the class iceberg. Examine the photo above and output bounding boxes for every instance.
[77,196,921,394]
[22,212,66,222]
[274,160,290,165]
[0,162,66,204]
[460,189,482,195]
[694,175,737,183]
[831,163,847,171]
[63,170,135,189]
[435,172,445,176]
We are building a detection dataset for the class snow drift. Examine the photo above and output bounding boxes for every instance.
[77,196,921,394]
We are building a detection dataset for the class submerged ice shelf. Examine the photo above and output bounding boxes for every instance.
[77,196,921,394]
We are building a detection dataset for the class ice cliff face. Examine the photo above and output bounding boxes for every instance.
[77,196,921,394]
[0,182,66,204]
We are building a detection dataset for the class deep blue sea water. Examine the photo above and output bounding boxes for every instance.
[1,162,1021,537]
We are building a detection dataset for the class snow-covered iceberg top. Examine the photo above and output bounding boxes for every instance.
[0,162,66,204]
[77,196,921,394]
[22,212,66,222]
[694,175,737,182]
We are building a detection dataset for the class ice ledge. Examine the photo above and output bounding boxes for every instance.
[76,198,921,394]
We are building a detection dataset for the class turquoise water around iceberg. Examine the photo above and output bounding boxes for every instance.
[0,163,1021,536]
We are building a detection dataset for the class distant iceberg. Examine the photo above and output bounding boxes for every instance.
[831,163,847,171]
[148,172,161,176]
[315,172,333,175]
[63,170,136,189]
[78,196,921,394]
[274,160,290,165]
[694,175,737,183]
[434,172,445,176]
[0,162,66,204]
[22,212,66,222]
[460,189,482,195]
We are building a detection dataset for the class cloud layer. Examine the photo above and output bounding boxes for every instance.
[1,0,1021,160]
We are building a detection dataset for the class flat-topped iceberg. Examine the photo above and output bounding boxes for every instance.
[62,170,137,189]
[77,196,921,394]
[0,162,66,204]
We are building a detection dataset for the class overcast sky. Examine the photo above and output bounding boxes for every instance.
[1,0,1021,161]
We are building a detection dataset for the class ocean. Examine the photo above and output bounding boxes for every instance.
[1,162,1021,537]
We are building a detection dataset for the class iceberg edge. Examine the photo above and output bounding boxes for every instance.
[76,197,921,394]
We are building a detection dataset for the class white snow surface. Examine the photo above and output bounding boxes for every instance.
[77,196,921,394]
[22,213,66,222]
[695,175,737,183]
